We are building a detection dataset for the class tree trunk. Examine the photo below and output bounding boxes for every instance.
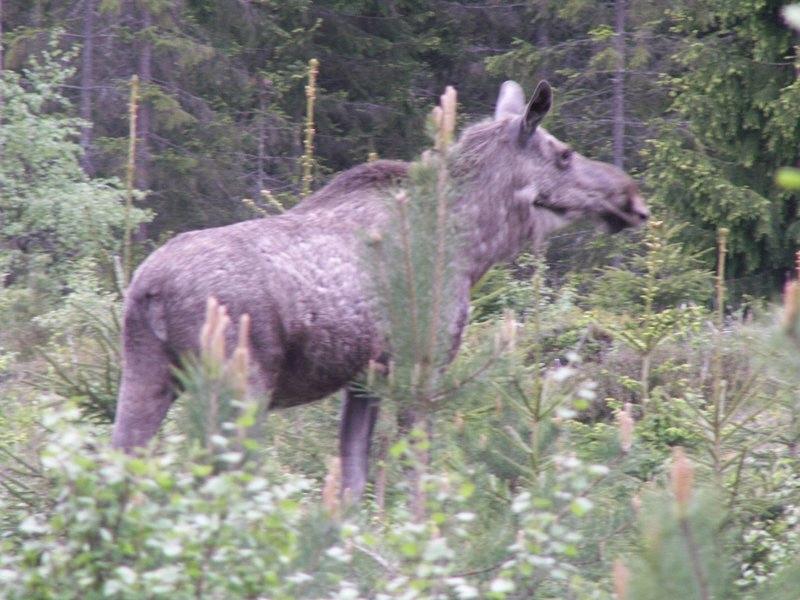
[399,408,431,523]
[1,0,4,94]
[80,0,95,175]
[136,3,152,192]
[536,15,550,79]
[0,0,4,164]
[256,83,267,195]
[32,0,43,27]
[0,0,3,73]
[133,1,153,242]
[612,0,626,169]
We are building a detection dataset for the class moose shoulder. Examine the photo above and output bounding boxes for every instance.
[112,80,648,499]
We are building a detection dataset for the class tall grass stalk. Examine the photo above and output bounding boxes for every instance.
[671,447,710,600]
[122,74,139,289]
[711,228,728,478]
[301,58,319,197]
[411,87,457,521]
[528,256,545,476]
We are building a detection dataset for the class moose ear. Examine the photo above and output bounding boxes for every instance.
[521,80,552,136]
[494,80,526,120]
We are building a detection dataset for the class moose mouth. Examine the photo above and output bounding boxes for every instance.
[531,192,648,233]
[601,211,635,234]
[598,197,649,233]
[531,194,569,218]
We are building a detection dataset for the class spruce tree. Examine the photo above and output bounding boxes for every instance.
[644,0,800,292]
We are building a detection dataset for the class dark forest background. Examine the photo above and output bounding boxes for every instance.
[3,0,800,290]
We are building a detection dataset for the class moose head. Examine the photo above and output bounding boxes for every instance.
[493,80,649,237]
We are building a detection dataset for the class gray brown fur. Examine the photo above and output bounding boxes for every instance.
[112,81,648,498]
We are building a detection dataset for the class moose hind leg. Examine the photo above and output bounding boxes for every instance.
[339,385,380,501]
[111,335,175,452]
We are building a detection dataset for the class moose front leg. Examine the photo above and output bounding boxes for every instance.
[339,385,380,502]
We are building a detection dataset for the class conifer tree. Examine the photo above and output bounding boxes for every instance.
[644,0,800,292]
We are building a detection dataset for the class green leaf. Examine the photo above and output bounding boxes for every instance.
[192,464,213,478]
[126,458,148,476]
[776,167,800,190]
[569,497,593,516]
[389,438,409,459]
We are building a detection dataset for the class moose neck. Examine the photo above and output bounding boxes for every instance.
[458,189,535,286]
[450,122,538,286]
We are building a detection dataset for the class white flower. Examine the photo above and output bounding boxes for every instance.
[490,577,515,593]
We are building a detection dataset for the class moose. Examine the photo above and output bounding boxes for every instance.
[112,80,648,499]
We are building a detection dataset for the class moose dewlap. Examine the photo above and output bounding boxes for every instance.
[112,80,648,499]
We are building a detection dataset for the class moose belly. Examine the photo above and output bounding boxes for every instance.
[268,316,380,408]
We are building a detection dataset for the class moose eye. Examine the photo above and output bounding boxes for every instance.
[557,148,573,168]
